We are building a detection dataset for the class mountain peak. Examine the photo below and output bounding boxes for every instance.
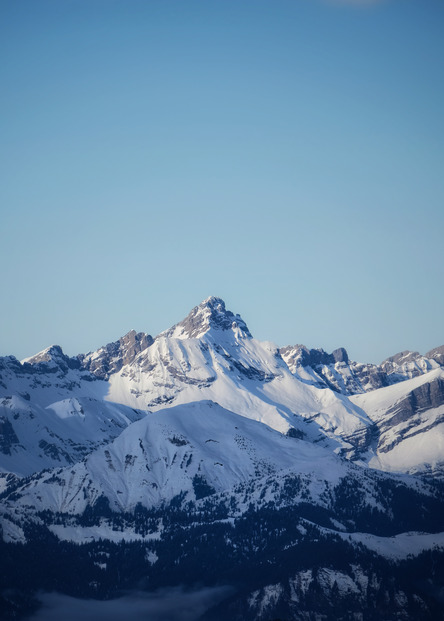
[21,345,65,364]
[22,344,67,365]
[79,330,154,379]
[426,345,444,366]
[162,297,252,340]
[21,345,81,373]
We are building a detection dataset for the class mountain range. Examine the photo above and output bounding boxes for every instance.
[1,296,444,620]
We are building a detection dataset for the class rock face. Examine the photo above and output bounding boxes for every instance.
[79,330,154,379]
[386,376,444,424]
[0,417,20,455]
[22,345,81,373]
[375,376,444,459]
[162,296,252,339]
[280,345,443,396]
[379,350,437,383]
[426,344,444,366]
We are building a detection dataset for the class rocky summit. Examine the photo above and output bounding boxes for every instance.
[1,298,444,621]
[162,296,252,339]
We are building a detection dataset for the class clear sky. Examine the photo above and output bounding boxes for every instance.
[1,0,443,364]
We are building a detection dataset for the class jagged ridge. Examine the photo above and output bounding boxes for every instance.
[1,297,444,621]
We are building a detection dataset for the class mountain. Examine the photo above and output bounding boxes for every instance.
[280,343,441,395]
[101,297,374,460]
[0,348,145,476]
[2,400,350,517]
[1,297,444,620]
[426,344,444,366]
[78,329,154,379]
[351,368,444,478]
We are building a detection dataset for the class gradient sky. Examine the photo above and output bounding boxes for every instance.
[1,0,443,364]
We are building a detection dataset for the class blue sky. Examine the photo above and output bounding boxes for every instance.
[1,0,443,363]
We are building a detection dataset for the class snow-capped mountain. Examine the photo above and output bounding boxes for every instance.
[1,295,443,485]
[78,329,154,380]
[103,297,374,461]
[351,368,444,477]
[2,399,352,517]
[0,349,145,476]
[1,296,444,621]
[281,342,442,396]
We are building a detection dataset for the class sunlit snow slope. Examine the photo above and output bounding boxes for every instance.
[1,296,443,480]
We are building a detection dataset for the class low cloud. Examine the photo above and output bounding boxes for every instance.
[28,586,233,621]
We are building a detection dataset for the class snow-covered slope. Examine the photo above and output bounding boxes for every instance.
[105,297,373,458]
[0,350,145,475]
[351,368,444,477]
[0,394,145,476]
[2,346,104,407]
[2,297,443,481]
[281,344,442,396]
[3,400,352,515]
